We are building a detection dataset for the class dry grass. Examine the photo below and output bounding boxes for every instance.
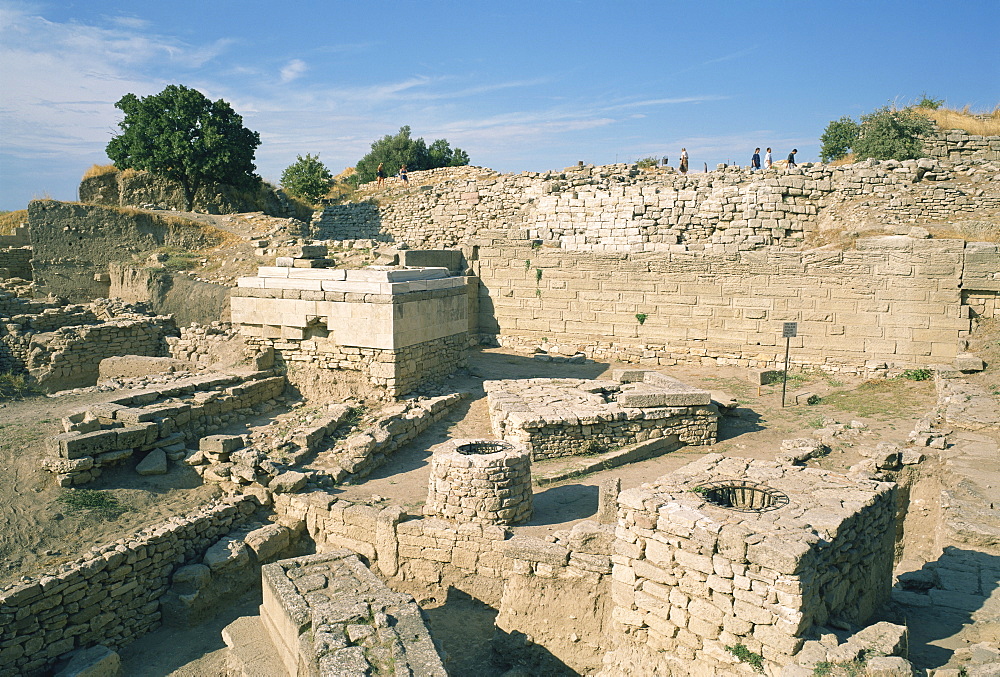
[0,209,28,235]
[925,220,1000,243]
[828,154,857,167]
[916,106,1000,136]
[81,163,119,180]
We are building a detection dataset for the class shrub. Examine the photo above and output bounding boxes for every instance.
[636,157,658,169]
[820,116,861,162]
[281,153,333,204]
[635,313,648,325]
[853,106,934,161]
[900,368,932,381]
[0,371,32,400]
[915,92,945,110]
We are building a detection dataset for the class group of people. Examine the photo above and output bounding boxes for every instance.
[662,146,798,175]
[751,147,797,172]
[375,162,408,188]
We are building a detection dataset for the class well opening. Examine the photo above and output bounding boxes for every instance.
[454,440,512,456]
[695,480,789,512]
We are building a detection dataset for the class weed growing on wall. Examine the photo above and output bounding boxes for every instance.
[535,268,542,283]
[635,313,647,325]
[726,644,764,673]
[900,368,932,381]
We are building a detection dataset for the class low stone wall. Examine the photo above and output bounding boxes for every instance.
[41,372,286,486]
[923,128,1000,162]
[0,496,258,677]
[484,372,718,460]
[260,551,447,676]
[0,246,32,280]
[26,316,176,391]
[312,393,467,483]
[273,493,619,674]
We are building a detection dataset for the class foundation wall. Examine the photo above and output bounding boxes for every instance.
[0,496,258,677]
[0,246,32,280]
[473,234,975,375]
[274,494,617,674]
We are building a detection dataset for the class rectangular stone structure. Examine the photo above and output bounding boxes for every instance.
[612,454,896,669]
[485,370,717,460]
[260,551,447,677]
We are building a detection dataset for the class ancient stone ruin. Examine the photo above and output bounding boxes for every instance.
[2,146,999,676]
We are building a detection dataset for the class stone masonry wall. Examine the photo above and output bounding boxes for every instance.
[274,493,618,673]
[923,128,1000,163]
[41,372,286,486]
[472,232,974,376]
[0,496,258,677]
[0,246,32,280]
[312,160,999,252]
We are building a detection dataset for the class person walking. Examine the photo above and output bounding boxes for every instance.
[765,147,773,170]
[376,162,386,187]
[786,149,797,171]
[679,148,689,174]
[751,147,761,172]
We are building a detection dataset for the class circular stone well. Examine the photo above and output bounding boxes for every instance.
[425,439,533,525]
[694,479,789,513]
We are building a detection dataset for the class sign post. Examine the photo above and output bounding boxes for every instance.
[781,322,798,407]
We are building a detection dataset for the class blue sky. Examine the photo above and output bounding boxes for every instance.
[1,0,998,211]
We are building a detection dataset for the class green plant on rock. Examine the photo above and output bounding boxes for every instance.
[636,156,658,169]
[635,313,648,325]
[726,644,764,673]
[535,268,543,283]
[900,368,932,381]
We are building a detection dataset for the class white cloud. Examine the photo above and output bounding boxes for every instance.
[0,3,232,158]
[280,59,307,83]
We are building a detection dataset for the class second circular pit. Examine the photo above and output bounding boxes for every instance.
[425,439,533,525]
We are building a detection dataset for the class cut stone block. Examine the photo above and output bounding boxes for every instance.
[136,448,167,475]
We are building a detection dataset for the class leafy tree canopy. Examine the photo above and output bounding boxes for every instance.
[853,106,934,161]
[819,116,861,163]
[351,126,469,185]
[106,84,261,211]
[281,153,333,204]
[817,104,935,163]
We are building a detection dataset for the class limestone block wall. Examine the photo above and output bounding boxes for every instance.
[40,372,286,486]
[231,267,471,396]
[311,160,999,252]
[473,232,973,375]
[611,455,896,671]
[273,493,617,674]
[923,128,1000,162]
[0,246,32,279]
[0,496,258,677]
[961,242,1000,319]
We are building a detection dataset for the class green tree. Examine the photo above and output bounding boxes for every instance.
[281,153,333,203]
[853,106,934,161]
[351,126,470,185]
[106,84,261,211]
[819,116,861,162]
